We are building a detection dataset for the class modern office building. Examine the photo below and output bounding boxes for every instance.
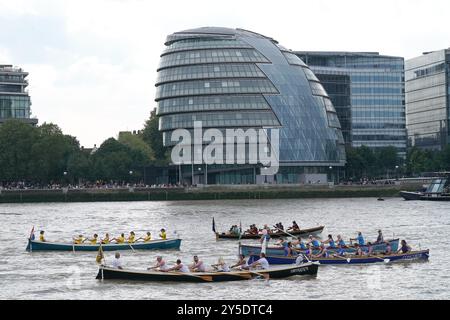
[405,49,450,150]
[295,52,407,157]
[0,65,38,125]
[155,27,346,185]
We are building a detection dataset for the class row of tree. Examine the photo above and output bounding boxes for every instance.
[2,109,450,184]
[344,145,450,180]
[0,110,169,185]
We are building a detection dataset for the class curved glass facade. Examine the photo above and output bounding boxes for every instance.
[155,27,346,184]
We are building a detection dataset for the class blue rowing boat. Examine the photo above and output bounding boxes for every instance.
[26,238,182,252]
[240,239,400,257]
[249,250,430,265]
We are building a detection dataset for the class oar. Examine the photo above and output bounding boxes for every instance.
[371,255,391,263]
[333,255,352,263]
[128,243,136,252]
[272,225,299,240]
[248,269,269,280]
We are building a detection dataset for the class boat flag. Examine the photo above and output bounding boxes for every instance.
[238,221,242,240]
[212,217,216,233]
[261,234,267,255]
[96,243,104,265]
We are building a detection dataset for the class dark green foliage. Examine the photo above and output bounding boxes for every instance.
[141,109,169,164]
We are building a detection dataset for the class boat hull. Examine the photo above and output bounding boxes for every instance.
[240,239,400,257]
[250,250,429,265]
[216,226,324,240]
[400,191,422,201]
[96,263,319,282]
[26,239,182,252]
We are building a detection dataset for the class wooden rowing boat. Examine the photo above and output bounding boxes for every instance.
[239,239,400,256]
[96,262,319,282]
[249,250,430,265]
[26,238,182,252]
[216,225,324,240]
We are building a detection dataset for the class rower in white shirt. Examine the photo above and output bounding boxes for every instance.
[112,252,123,270]
[250,253,270,270]
[164,259,190,273]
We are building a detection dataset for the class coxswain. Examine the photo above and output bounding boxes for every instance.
[375,230,384,244]
[39,231,46,242]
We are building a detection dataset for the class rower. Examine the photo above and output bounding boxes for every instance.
[336,235,346,247]
[73,234,84,244]
[366,242,374,256]
[313,244,329,258]
[102,233,110,244]
[142,232,152,242]
[288,221,300,231]
[293,238,307,250]
[165,259,189,273]
[159,229,167,240]
[148,256,169,271]
[385,241,393,255]
[397,240,412,254]
[112,252,123,270]
[114,233,125,244]
[284,242,294,257]
[353,243,363,256]
[127,231,136,243]
[350,232,365,246]
[190,255,206,272]
[323,234,336,248]
[39,231,46,242]
[212,257,230,272]
[375,230,384,244]
[87,234,98,244]
[308,235,321,247]
[231,254,249,270]
[260,228,270,244]
[249,253,270,270]
[333,247,346,258]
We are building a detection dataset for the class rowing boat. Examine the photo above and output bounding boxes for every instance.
[249,250,430,265]
[216,225,324,240]
[239,239,400,256]
[26,238,182,252]
[96,262,319,282]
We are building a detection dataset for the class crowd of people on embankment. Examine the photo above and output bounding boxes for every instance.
[0,181,186,191]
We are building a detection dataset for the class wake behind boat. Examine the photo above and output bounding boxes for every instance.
[26,238,182,252]
[96,262,319,282]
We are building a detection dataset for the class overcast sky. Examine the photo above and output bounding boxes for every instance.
[0,0,448,147]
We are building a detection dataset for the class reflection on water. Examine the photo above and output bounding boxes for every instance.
[0,198,449,299]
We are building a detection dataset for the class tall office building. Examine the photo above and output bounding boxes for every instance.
[295,52,407,156]
[155,27,345,185]
[405,49,450,150]
[0,65,38,125]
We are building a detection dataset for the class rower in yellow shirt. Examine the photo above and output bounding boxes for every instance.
[159,228,167,240]
[73,234,84,244]
[101,233,110,244]
[86,234,98,244]
[39,231,46,242]
[113,233,125,244]
[140,232,152,242]
[128,231,136,243]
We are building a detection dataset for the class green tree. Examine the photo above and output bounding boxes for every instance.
[142,109,169,164]
[0,120,37,181]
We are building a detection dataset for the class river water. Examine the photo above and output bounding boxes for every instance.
[0,198,449,300]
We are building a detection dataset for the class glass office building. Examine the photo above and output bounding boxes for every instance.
[155,27,345,184]
[405,49,450,150]
[0,65,37,125]
[295,52,407,157]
